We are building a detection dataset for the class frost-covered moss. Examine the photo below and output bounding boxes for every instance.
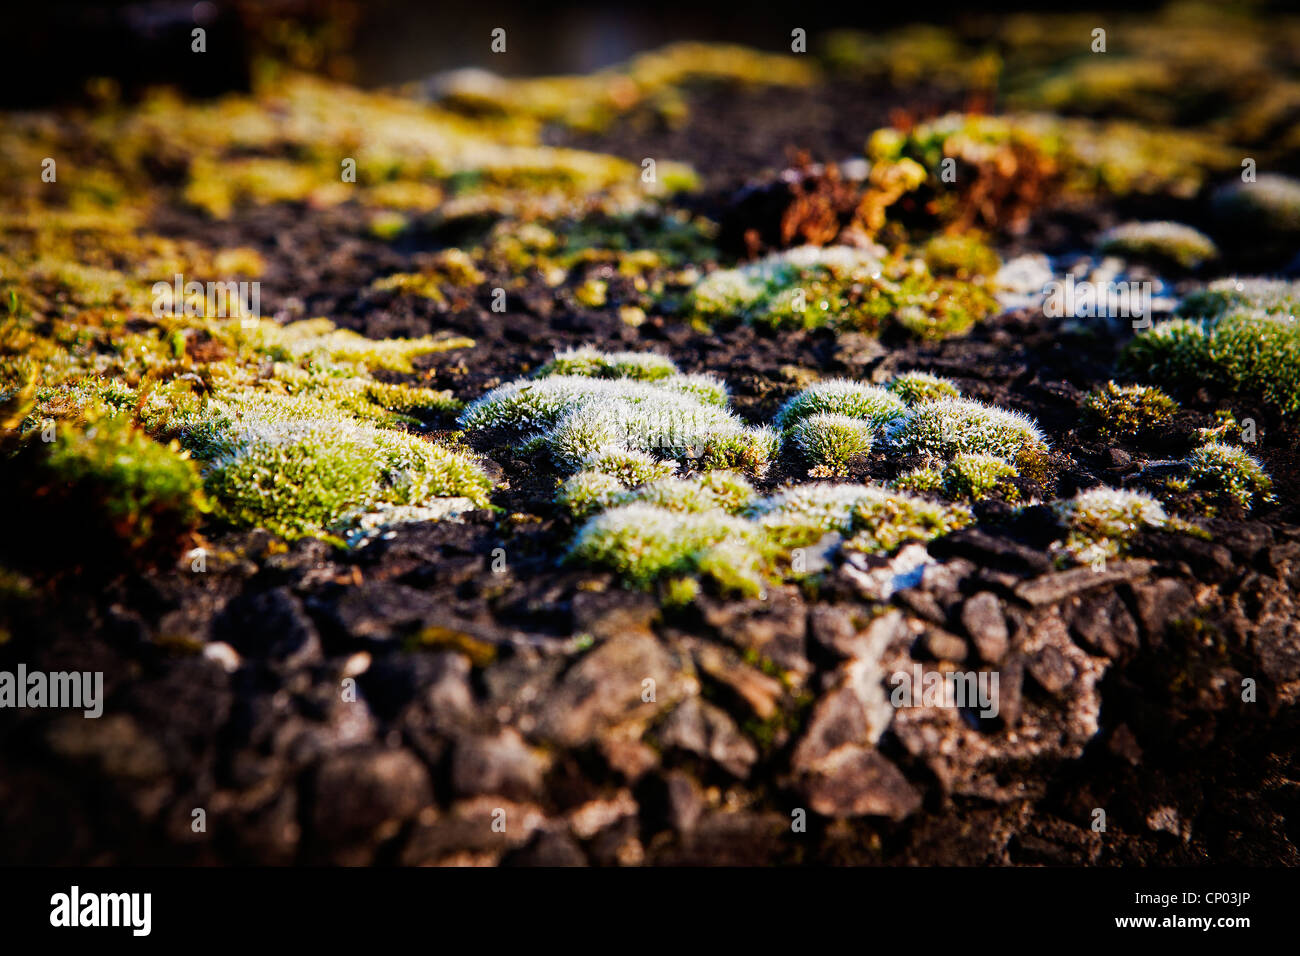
[1082,381,1178,439]
[461,371,775,477]
[1052,486,1168,564]
[561,469,756,520]
[537,346,678,381]
[939,453,1019,501]
[774,379,908,433]
[1185,441,1273,510]
[1097,221,1218,269]
[749,483,971,553]
[885,397,1049,475]
[682,244,997,339]
[567,480,968,597]
[785,413,873,473]
[886,370,962,405]
[568,504,766,594]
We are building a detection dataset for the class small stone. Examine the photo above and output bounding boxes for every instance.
[961,592,1010,663]
[658,698,758,778]
[921,627,968,662]
[799,746,921,821]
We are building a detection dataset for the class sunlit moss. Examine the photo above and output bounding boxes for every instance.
[785,413,874,474]
[886,370,962,405]
[1185,441,1273,510]
[1082,381,1179,439]
[1052,486,1167,565]
[774,379,907,433]
[1097,221,1218,269]
[885,397,1049,476]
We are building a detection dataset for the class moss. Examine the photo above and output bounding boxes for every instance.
[1212,174,1300,237]
[556,470,626,519]
[537,346,677,381]
[939,453,1020,501]
[886,370,962,405]
[774,379,908,433]
[1082,381,1179,439]
[1,414,207,568]
[205,418,491,541]
[1124,308,1300,418]
[921,234,1001,280]
[1176,278,1300,321]
[567,503,766,592]
[682,245,997,339]
[1052,486,1167,565]
[461,371,775,477]
[1097,221,1218,269]
[785,413,873,474]
[573,278,608,308]
[1185,441,1273,510]
[885,397,1048,470]
[749,483,970,553]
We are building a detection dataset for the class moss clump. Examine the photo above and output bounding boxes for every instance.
[682,245,997,339]
[939,453,1020,501]
[567,480,968,598]
[1212,174,1300,237]
[1185,442,1273,510]
[1082,381,1179,439]
[1052,486,1168,565]
[885,397,1049,476]
[886,370,962,405]
[537,346,678,381]
[1123,308,1300,418]
[461,372,775,477]
[774,379,908,433]
[749,483,971,554]
[1176,278,1300,321]
[1097,221,1218,269]
[205,418,491,541]
[559,469,755,521]
[785,413,873,474]
[568,504,767,595]
[1,414,207,568]
[921,234,1001,280]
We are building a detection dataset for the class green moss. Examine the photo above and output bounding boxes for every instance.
[1052,486,1167,565]
[785,413,873,474]
[939,453,1020,501]
[1097,221,1218,269]
[885,397,1048,470]
[461,371,775,477]
[886,370,962,405]
[1177,278,1300,320]
[682,245,997,339]
[1123,308,1300,418]
[749,483,970,553]
[537,346,678,381]
[921,234,1001,280]
[1,414,207,566]
[205,418,491,541]
[774,379,908,433]
[1185,441,1273,510]
[1082,381,1179,439]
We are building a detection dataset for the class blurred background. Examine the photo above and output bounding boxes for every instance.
[3,0,1214,106]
